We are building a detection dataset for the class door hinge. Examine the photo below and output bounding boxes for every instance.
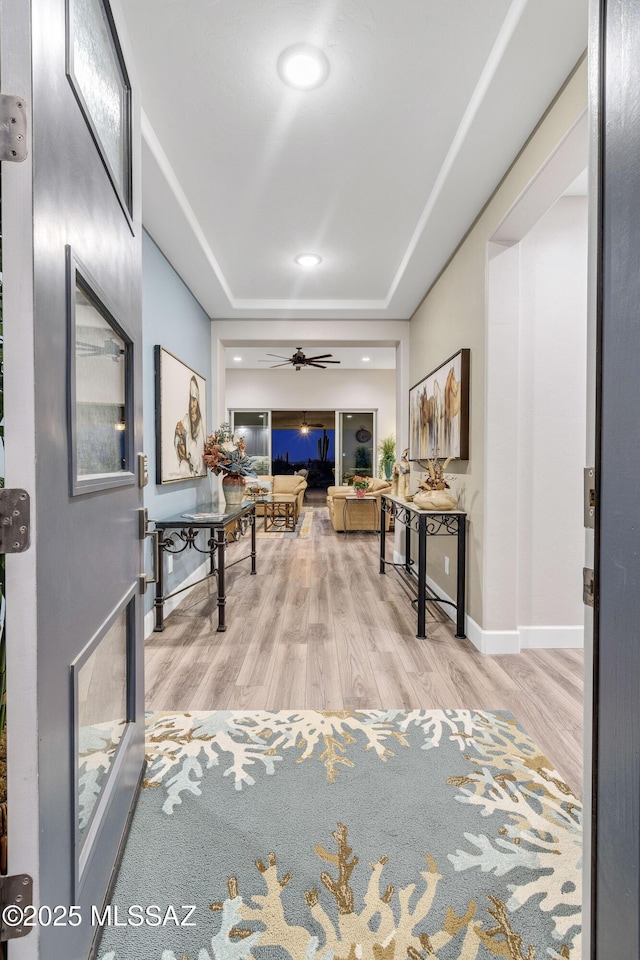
[0,489,30,554]
[583,567,595,607]
[584,467,595,528]
[0,873,33,941]
[0,95,28,162]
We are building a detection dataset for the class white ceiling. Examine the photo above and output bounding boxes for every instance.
[122,0,588,321]
[225,344,396,369]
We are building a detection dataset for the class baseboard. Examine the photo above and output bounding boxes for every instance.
[144,561,209,639]
[519,625,584,649]
[423,575,583,654]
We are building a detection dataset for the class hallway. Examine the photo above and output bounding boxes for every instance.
[144,505,584,796]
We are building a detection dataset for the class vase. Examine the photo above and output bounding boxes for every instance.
[222,474,246,506]
[355,488,367,499]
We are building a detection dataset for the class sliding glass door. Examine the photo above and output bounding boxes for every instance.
[230,410,270,475]
[337,411,375,485]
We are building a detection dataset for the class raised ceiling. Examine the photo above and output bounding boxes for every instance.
[122,0,588,321]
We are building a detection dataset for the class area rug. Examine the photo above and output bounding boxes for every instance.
[255,507,313,539]
[97,710,581,960]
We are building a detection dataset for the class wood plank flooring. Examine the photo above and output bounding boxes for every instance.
[145,504,584,796]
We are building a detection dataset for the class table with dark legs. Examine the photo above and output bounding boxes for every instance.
[380,494,467,641]
[152,501,256,633]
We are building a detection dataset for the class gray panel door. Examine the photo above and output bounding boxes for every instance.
[2,0,144,957]
[593,0,640,955]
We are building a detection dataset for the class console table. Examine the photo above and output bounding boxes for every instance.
[152,501,256,633]
[380,494,466,640]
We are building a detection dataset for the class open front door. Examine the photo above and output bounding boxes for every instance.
[2,0,144,957]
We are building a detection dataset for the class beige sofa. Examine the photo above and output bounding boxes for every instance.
[326,477,392,532]
[249,474,308,520]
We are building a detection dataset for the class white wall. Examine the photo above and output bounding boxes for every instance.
[517,196,587,634]
[226,367,396,445]
[486,196,587,650]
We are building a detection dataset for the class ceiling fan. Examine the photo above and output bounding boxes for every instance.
[259,347,341,370]
[278,411,326,433]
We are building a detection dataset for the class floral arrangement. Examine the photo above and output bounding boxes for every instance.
[418,457,453,491]
[352,475,370,492]
[203,423,258,478]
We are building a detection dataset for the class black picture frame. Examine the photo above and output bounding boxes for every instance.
[409,348,470,461]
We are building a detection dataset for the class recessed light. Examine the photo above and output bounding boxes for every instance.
[233,356,242,362]
[362,357,370,362]
[277,44,329,90]
[295,253,322,267]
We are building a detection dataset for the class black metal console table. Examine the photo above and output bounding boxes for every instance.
[152,501,256,633]
[380,494,466,640]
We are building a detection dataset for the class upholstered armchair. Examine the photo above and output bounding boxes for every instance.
[326,477,392,532]
[252,474,308,520]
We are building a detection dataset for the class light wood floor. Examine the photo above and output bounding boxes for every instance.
[145,504,584,797]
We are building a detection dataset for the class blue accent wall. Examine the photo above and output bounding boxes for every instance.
[142,231,212,618]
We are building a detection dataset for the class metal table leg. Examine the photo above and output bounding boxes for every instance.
[216,526,227,632]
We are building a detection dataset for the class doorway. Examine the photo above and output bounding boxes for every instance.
[271,410,335,490]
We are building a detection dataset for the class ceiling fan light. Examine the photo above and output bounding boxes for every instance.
[295,253,322,268]
[278,44,329,90]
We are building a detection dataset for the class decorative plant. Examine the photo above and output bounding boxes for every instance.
[352,475,370,492]
[203,422,259,478]
[377,435,396,479]
[419,457,453,491]
[354,446,371,472]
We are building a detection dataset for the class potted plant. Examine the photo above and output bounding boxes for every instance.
[377,435,396,480]
[203,422,259,505]
[352,475,370,499]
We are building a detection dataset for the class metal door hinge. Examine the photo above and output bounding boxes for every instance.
[0,95,28,162]
[0,873,33,941]
[584,467,595,528]
[0,489,30,553]
[583,567,595,607]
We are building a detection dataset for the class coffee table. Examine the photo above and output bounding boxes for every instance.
[263,494,297,532]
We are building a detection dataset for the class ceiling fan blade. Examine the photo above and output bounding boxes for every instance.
[270,361,294,368]
[304,354,334,361]
[266,353,292,360]
[310,359,341,364]
[307,362,327,368]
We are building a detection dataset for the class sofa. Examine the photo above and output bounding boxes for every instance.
[249,474,308,520]
[326,477,392,532]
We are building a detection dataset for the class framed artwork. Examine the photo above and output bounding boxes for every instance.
[409,348,470,460]
[67,247,135,496]
[155,346,207,484]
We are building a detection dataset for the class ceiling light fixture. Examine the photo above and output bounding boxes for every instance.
[277,43,329,91]
[362,356,370,362]
[295,253,322,267]
[233,356,242,362]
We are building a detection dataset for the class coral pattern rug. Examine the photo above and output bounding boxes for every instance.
[97,710,581,960]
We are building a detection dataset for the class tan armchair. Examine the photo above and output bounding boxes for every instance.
[252,474,308,520]
[326,477,392,532]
